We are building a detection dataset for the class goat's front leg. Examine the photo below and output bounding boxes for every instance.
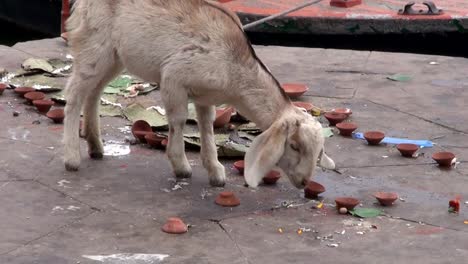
[161,84,191,179]
[195,105,226,187]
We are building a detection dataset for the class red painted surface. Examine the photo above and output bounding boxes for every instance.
[61,0,70,33]
[330,0,362,8]
[221,0,468,20]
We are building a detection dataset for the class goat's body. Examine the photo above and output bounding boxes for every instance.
[64,0,334,188]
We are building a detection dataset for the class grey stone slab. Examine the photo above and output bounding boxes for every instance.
[1,211,245,264]
[0,181,93,255]
[12,38,69,60]
[0,45,30,72]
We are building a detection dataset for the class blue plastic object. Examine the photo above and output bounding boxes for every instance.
[353,133,433,148]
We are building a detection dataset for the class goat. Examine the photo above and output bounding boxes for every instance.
[63,0,335,188]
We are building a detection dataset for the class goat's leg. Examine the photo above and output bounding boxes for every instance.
[161,80,192,178]
[82,61,123,159]
[195,105,225,187]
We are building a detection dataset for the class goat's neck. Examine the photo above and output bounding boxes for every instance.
[234,67,293,131]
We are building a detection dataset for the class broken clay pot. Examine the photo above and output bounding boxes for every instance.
[132,120,152,142]
[33,99,55,113]
[336,122,358,137]
[214,107,233,128]
[233,160,245,174]
[282,83,309,98]
[161,139,169,148]
[46,109,65,124]
[432,152,456,167]
[374,192,398,206]
[145,133,166,148]
[0,83,7,95]
[397,143,419,157]
[364,131,385,145]
[262,170,281,185]
[24,91,46,104]
[332,108,352,117]
[292,101,314,112]
[161,217,188,234]
[324,112,347,126]
[14,87,36,97]
[335,197,360,211]
[304,181,326,199]
[215,191,240,207]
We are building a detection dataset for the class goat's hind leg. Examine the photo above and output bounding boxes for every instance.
[195,105,225,187]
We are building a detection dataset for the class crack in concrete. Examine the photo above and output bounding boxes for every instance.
[211,219,252,264]
[384,215,468,233]
[340,162,435,169]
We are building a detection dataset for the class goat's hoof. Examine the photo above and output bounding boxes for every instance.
[65,162,79,172]
[175,170,192,179]
[209,178,226,187]
[89,152,104,160]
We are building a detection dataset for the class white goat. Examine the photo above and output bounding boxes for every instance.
[63,0,335,188]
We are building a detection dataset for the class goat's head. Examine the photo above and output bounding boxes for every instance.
[244,109,335,189]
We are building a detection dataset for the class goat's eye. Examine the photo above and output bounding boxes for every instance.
[290,143,299,152]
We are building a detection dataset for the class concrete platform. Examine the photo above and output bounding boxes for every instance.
[0,38,467,263]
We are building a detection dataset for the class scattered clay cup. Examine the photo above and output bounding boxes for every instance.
[132,120,152,142]
[161,217,188,234]
[14,87,36,97]
[46,108,65,124]
[364,131,385,145]
[336,122,358,137]
[33,99,55,113]
[374,192,398,206]
[432,152,456,167]
[145,133,166,148]
[335,197,360,211]
[233,160,245,174]
[0,83,7,95]
[282,83,309,98]
[324,112,347,126]
[262,170,281,185]
[215,191,240,207]
[161,139,169,148]
[332,108,352,117]
[214,107,233,128]
[397,143,419,157]
[293,101,314,112]
[304,181,326,199]
[24,91,46,103]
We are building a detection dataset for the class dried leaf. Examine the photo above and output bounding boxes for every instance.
[350,208,381,218]
[387,74,411,82]
[22,58,54,73]
[123,103,168,129]
[322,127,334,138]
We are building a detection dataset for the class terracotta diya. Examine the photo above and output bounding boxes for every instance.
[132,120,152,143]
[432,152,456,167]
[24,91,46,103]
[215,191,240,207]
[304,181,326,199]
[145,133,166,148]
[262,170,281,185]
[397,143,419,157]
[161,217,188,234]
[335,197,360,211]
[0,83,7,95]
[282,83,309,98]
[233,160,245,174]
[214,107,233,128]
[374,192,398,206]
[324,112,347,126]
[292,101,314,112]
[33,99,55,113]
[14,87,35,97]
[364,131,385,145]
[336,122,358,137]
[332,108,352,117]
[46,109,65,124]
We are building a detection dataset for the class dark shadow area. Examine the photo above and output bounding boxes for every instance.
[247,32,468,58]
[0,19,51,46]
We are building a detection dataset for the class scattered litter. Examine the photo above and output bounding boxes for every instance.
[171,184,183,191]
[356,231,365,235]
[339,207,348,214]
[316,201,324,209]
[327,243,339,248]
[146,106,166,115]
[353,133,433,147]
[464,220,468,225]
[32,120,41,125]
[83,253,169,263]
[297,229,303,235]
[161,188,171,193]
[350,208,382,218]
[57,179,72,188]
[200,189,209,200]
[117,126,131,134]
[103,141,130,156]
[387,74,412,82]
[66,54,74,60]
[101,97,123,108]
[465,201,468,205]
[382,155,389,158]
[278,228,284,234]
[429,61,439,65]
[13,111,20,117]
[322,127,334,138]
[371,225,378,229]
[67,205,80,211]
[52,206,64,211]
[399,197,406,202]
[46,147,54,150]
[449,197,460,213]
[335,230,346,235]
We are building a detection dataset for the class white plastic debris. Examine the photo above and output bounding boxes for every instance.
[101,98,123,108]
[429,61,439,65]
[327,243,339,248]
[147,106,166,116]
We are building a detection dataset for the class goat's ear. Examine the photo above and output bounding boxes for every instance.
[318,149,335,170]
[244,122,288,188]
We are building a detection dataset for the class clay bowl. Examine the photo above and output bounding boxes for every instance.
[161,217,188,234]
[336,122,358,137]
[161,139,169,148]
[0,83,7,95]
[145,133,166,148]
[213,107,233,128]
[335,197,360,211]
[14,87,36,97]
[215,191,240,207]
[374,192,398,206]
[233,160,245,174]
[134,131,153,143]
[432,152,456,167]
[333,108,352,117]
[364,131,385,145]
[324,112,347,126]
[262,170,281,185]
[304,181,326,199]
[282,83,309,98]
[132,120,152,142]
[292,101,314,112]
[46,109,65,124]
[397,143,419,157]
[33,99,55,113]
[24,91,46,104]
